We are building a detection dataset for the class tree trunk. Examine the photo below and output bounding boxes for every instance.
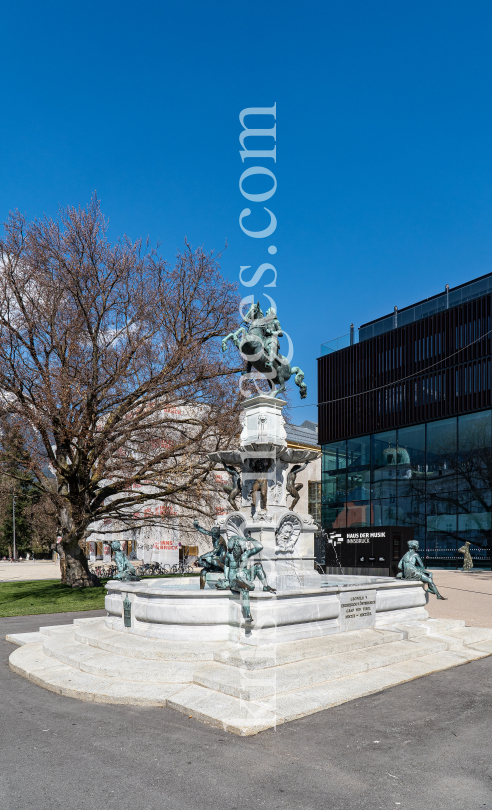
[61,534,100,587]
[57,544,67,582]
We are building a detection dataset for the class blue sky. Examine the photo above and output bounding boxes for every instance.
[1,1,492,423]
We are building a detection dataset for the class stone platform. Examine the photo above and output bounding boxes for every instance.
[8,615,492,735]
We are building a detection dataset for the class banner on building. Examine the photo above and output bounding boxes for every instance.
[152,530,180,565]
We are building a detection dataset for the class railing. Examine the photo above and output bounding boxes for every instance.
[321,273,492,354]
[320,330,359,355]
[360,275,492,341]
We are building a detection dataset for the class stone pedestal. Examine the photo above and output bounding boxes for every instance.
[216,511,320,591]
[239,394,287,453]
[209,394,320,591]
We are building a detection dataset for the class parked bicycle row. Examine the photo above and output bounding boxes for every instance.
[88,561,197,578]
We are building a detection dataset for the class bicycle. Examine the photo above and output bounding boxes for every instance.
[140,562,164,576]
[170,563,194,575]
[90,563,116,579]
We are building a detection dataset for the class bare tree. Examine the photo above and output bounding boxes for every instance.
[0,196,240,586]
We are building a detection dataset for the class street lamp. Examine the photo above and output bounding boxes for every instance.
[12,493,16,560]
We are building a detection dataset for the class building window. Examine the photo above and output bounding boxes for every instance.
[308,481,321,526]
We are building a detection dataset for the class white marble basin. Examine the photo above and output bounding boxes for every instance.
[105,576,427,646]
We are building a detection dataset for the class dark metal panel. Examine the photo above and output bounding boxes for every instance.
[317,292,492,443]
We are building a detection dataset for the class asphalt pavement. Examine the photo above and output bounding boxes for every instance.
[1,611,492,810]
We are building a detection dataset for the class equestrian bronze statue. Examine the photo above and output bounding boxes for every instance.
[222,302,307,399]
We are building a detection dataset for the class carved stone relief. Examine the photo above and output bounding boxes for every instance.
[275,513,303,554]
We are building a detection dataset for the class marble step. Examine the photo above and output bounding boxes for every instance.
[6,631,45,646]
[8,621,492,736]
[167,683,280,735]
[214,622,471,671]
[414,626,492,652]
[389,618,466,638]
[211,627,405,670]
[469,639,492,654]
[7,621,100,648]
[193,636,451,700]
[437,626,492,645]
[40,624,86,636]
[40,629,451,692]
[70,619,406,669]
[72,619,227,662]
[9,643,187,705]
[42,631,196,683]
[10,622,403,670]
[168,645,490,735]
[270,646,490,724]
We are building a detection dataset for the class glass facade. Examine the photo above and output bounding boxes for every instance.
[322,410,492,568]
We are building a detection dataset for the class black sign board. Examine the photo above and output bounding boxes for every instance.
[323,526,414,577]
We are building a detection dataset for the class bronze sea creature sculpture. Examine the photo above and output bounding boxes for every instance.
[110,541,140,582]
[193,520,227,589]
[397,540,446,599]
[215,531,275,621]
[222,464,242,512]
[286,461,309,511]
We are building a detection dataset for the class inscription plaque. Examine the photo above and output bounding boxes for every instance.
[338,589,376,632]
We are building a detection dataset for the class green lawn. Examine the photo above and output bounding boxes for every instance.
[0,579,107,617]
[0,573,200,617]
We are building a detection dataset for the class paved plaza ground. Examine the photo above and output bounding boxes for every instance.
[2,595,492,810]
[0,561,61,582]
[425,570,492,628]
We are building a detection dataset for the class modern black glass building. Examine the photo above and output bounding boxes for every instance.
[318,272,492,569]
